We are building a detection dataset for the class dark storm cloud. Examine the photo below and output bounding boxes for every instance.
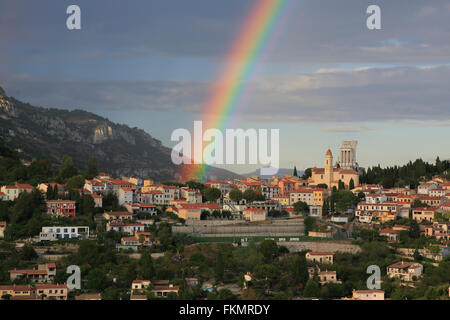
[1,0,450,64]
[3,65,450,125]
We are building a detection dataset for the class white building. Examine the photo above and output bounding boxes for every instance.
[289,189,314,206]
[118,187,134,205]
[106,221,145,234]
[39,226,89,241]
[365,193,387,204]
[418,182,438,195]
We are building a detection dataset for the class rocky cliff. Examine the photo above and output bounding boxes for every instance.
[0,87,241,182]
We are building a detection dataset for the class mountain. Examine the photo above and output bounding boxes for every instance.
[0,87,241,182]
[242,168,304,179]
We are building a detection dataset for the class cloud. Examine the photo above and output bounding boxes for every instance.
[0,76,210,112]
[322,126,375,133]
[1,0,450,65]
[3,65,450,125]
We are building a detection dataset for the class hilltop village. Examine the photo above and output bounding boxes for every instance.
[0,140,449,300]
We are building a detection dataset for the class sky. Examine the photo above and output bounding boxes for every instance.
[1,0,450,174]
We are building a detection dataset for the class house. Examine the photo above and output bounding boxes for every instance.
[10,263,56,283]
[46,200,76,217]
[0,183,34,201]
[37,183,66,195]
[306,251,334,264]
[243,207,267,222]
[412,207,436,223]
[185,278,199,287]
[249,200,280,213]
[118,187,135,205]
[137,190,165,204]
[75,293,102,300]
[124,203,157,215]
[35,284,68,300]
[440,202,450,213]
[83,179,106,193]
[418,196,442,208]
[0,285,33,299]
[379,228,400,242]
[106,221,145,234]
[0,221,6,238]
[308,266,340,285]
[355,202,399,223]
[167,204,201,221]
[278,178,297,196]
[39,226,89,241]
[88,193,103,207]
[121,176,142,186]
[132,280,151,291]
[309,205,323,217]
[0,191,6,201]
[272,196,290,207]
[352,289,385,300]
[423,222,449,241]
[387,261,423,282]
[121,232,158,247]
[152,284,179,297]
[289,189,314,206]
[261,185,280,199]
[365,193,387,204]
[180,187,202,203]
[313,188,329,206]
[101,178,135,195]
[418,182,438,195]
[103,211,134,221]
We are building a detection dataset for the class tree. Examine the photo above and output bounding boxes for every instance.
[243,189,257,203]
[303,278,320,298]
[185,180,205,191]
[302,168,312,180]
[59,155,77,180]
[409,219,420,239]
[103,192,119,211]
[413,248,422,261]
[21,244,38,260]
[349,178,355,190]
[218,288,236,300]
[87,157,99,178]
[338,180,345,190]
[140,251,155,280]
[258,239,279,263]
[322,200,330,217]
[86,268,109,291]
[203,187,221,202]
[412,199,429,209]
[304,216,316,233]
[229,188,243,203]
[46,185,54,200]
[293,166,298,177]
[317,184,328,189]
[293,201,309,215]
[357,191,365,202]
[215,252,225,282]
[254,191,265,201]
[66,175,84,189]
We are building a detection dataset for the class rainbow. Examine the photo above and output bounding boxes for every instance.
[183,0,291,181]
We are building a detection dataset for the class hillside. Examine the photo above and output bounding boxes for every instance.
[0,86,241,182]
